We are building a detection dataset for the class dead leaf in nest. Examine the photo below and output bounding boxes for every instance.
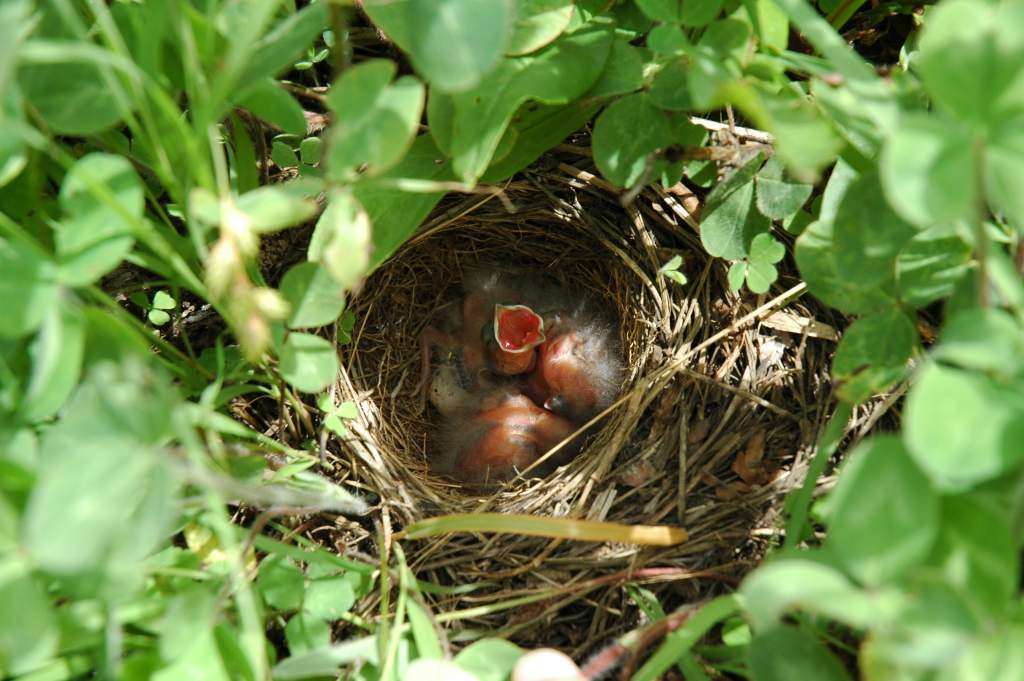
[619,459,658,488]
[714,481,748,501]
[508,600,554,626]
[686,418,710,447]
[731,430,769,486]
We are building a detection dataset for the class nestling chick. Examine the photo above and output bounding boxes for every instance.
[435,392,575,485]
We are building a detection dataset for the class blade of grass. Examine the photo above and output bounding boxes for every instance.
[398,513,688,546]
[631,596,741,681]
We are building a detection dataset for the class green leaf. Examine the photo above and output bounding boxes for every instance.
[593,92,673,188]
[929,494,1018,619]
[681,0,724,26]
[23,364,174,574]
[915,0,1024,127]
[746,0,788,50]
[235,185,318,234]
[285,613,331,656]
[279,332,338,393]
[236,79,306,136]
[0,238,59,338]
[258,556,305,611]
[748,232,785,264]
[896,223,973,308]
[648,59,693,111]
[827,435,939,585]
[326,60,425,180]
[833,309,915,403]
[755,159,813,219]
[365,0,514,93]
[636,0,683,22]
[237,3,330,88]
[748,626,852,681]
[699,177,770,260]
[508,0,575,55]
[0,557,58,676]
[0,0,31,94]
[406,659,479,681]
[482,100,601,181]
[353,136,449,270]
[56,153,143,286]
[407,600,442,659]
[987,113,1024,232]
[740,558,900,631]
[152,290,176,310]
[272,636,379,679]
[19,304,85,422]
[435,24,612,183]
[585,36,645,98]
[880,112,976,229]
[303,575,356,619]
[745,260,778,293]
[300,136,323,166]
[762,94,843,181]
[308,191,372,290]
[648,24,688,55]
[18,37,124,135]
[454,638,524,681]
[272,140,299,168]
[904,362,1024,490]
[832,172,917,288]
[933,308,1024,374]
[937,625,1024,681]
[727,260,747,291]
[280,262,345,330]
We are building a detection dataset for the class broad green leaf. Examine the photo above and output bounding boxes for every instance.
[436,24,612,182]
[308,191,372,290]
[303,575,355,619]
[682,0,723,25]
[285,613,330,656]
[0,557,58,676]
[19,303,85,422]
[585,36,645,98]
[746,0,788,50]
[353,135,450,270]
[649,60,693,111]
[300,137,323,165]
[153,628,230,681]
[755,158,813,219]
[904,362,1024,490]
[648,24,688,55]
[481,100,601,181]
[327,60,426,180]
[280,262,345,329]
[0,238,59,338]
[937,625,1024,681]
[987,112,1024,232]
[896,224,972,307]
[880,113,976,229]
[454,638,524,681]
[406,659,479,681]
[592,92,673,187]
[727,261,747,291]
[237,2,330,88]
[832,309,915,403]
[508,0,575,55]
[929,494,1018,619]
[18,38,124,135]
[748,232,785,264]
[258,556,305,611]
[365,0,514,93]
[832,172,917,287]
[235,185,318,234]
[748,626,852,681]
[933,308,1024,374]
[699,178,770,260]
[827,435,939,585]
[57,153,143,286]
[762,94,842,181]
[272,141,299,168]
[915,0,1024,127]
[740,558,900,631]
[0,1,31,94]
[745,260,778,293]
[636,0,683,22]
[279,332,338,393]
[236,79,307,136]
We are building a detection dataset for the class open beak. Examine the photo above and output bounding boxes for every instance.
[494,304,545,353]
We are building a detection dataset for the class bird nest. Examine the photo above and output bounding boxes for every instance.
[321,144,842,653]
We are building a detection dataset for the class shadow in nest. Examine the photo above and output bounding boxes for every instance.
[318,146,842,654]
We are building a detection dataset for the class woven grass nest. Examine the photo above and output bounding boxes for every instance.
[324,141,841,652]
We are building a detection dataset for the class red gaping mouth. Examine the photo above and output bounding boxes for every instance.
[494,304,545,352]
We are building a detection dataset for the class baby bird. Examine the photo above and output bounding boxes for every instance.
[436,392,575,485]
